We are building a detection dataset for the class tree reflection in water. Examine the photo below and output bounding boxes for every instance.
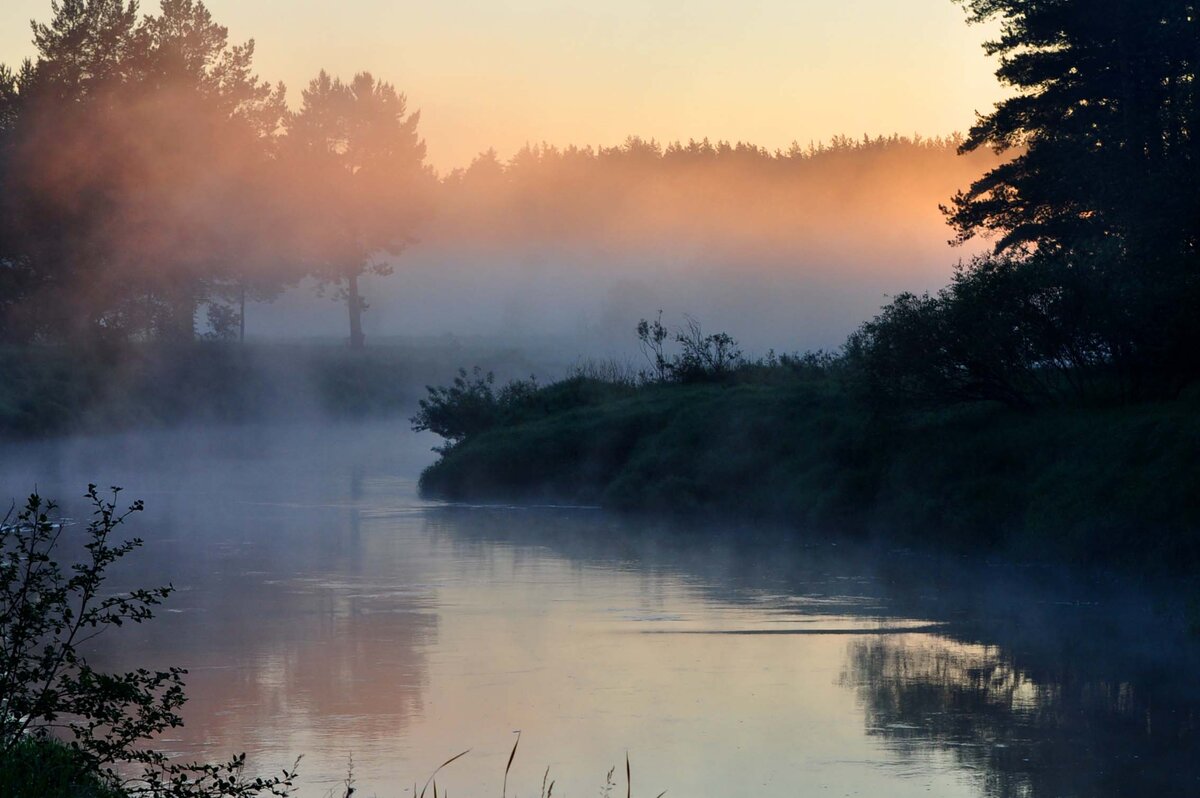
[842,632,1200,797]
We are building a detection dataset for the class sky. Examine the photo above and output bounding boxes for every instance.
[0,0,1005,171]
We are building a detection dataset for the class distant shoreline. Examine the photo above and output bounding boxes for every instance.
[0,341,546,440]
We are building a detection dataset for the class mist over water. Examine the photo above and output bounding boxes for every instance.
[4,421,1196,798]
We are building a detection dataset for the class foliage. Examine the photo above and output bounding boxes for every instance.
[281,70,432,349]
[847,254,1076,409]
[412,315,753,450]
[203,303,240,342]
[634,313,670,383]
[411,367,505,448]
[439,133,992,252]
[857,0,1200,412]
[0,485,298,797]
[410,366,554,451]
[0,735,127,798]
[0,488,170,761]
[948,0,1200,258]
[566,358,640,387]
[0,0,292,343]
[775,350,842,378]
[0,1,437,347]
[635,313,744,384]
[936,0,1200,400]
[848,247,1200,408]
[672,316,743,382]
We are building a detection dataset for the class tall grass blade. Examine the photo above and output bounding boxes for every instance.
[419,749,471,798]
[502,730,521,798]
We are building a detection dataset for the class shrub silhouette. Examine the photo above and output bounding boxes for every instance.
[0,486,298,797]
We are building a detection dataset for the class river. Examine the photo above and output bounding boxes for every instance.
[3,420,1198,797]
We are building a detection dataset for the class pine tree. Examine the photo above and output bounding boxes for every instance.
[948,0,1200,260]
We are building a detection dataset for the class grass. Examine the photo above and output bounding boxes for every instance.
[419,372,1200,570]
[1,732,661,798]
[0,736,126,798]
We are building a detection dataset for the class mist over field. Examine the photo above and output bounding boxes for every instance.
[246,137,998,357]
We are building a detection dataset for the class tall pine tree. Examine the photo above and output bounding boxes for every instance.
[946,0,1200,396]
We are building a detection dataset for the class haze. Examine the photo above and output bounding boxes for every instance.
[255,137,1002,354]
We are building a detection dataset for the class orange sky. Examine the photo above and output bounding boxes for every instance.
[0,0,1004,171]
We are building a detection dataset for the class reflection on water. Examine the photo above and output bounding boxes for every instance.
[2,421,1198,797]
[843,618,1200,797]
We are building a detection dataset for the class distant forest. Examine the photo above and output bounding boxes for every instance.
[434,134,995,255]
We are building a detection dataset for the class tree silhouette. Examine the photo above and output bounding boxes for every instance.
[0,0,288,343]
[853,0,1200,403]
[948,0,1200,262]
[283,70,430,349]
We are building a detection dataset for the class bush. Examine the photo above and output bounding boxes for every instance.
[0,735,126,798]
[410,367,504,448]
[0,486,298,798]
[847,251,1200,409]
[410,367,546,450]
[635,313,744,384]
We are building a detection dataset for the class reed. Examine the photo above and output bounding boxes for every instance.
[325,738,664,798]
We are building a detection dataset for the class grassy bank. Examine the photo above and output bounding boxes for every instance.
[419,373,1200,568]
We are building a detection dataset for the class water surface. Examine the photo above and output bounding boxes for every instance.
[3,421,1197,797]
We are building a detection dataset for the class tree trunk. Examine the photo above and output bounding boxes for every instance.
[347,271,365,350]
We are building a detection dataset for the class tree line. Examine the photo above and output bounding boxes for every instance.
[434,133,993,258]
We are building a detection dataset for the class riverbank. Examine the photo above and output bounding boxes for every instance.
[418,374,1200,569]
